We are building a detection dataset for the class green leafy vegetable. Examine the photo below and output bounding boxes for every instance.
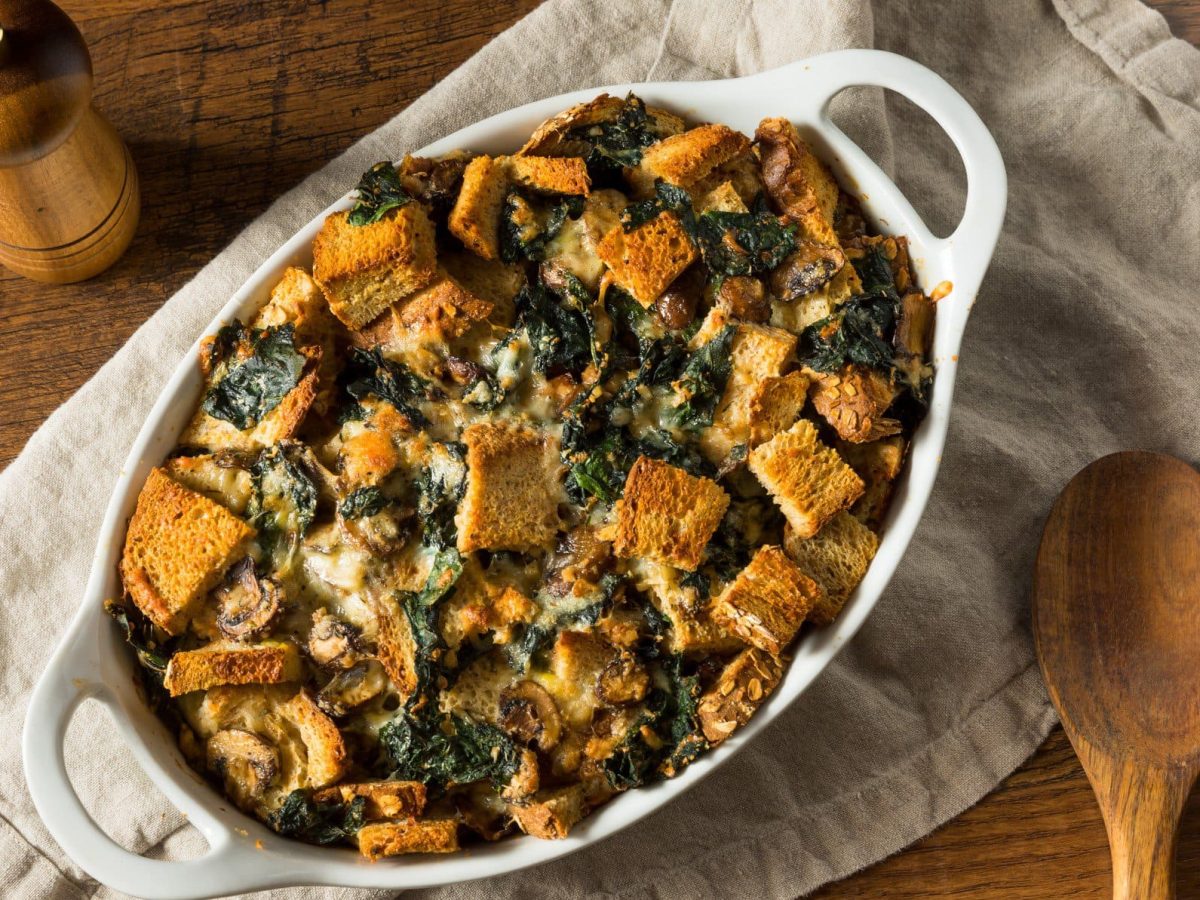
[505,573,623,672]
[202,324,307,430]
[347,161,413,226]
[246,444,318,541]
[516,281,595,379]
[342,347,431,426]
[104,598,171,677]
[338,486,388,520]
[379,714,521,790]
[620,180,696,235]
[500,192,582,263]
[268,790,365,845]
[399,548,464,706]
[669,324,737,429]
[696,206,797,276]
[568,94,660,176]
[415,443,467,550]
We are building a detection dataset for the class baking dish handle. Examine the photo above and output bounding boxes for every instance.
[793,49,1007,328]
[23,620,263,900]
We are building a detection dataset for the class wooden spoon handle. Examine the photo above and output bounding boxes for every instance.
[1074,736,1196,899]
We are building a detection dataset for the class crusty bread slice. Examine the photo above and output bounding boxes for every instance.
[121,468,255,635]
[517,94,685,158]
[809,365,900,444]
[748,418,864,539]
[357,819,460,859]
[278,687,347,788]
[627,123,751,198]
[627,558,744,655]
[596,211,698,308]
[313,781,426,821]
[448,155,509,260]
[313,203,437,330]
[507,155,591,196]
[508,784,587,840]
[612,456,729,572]
[697,647,783,744]
[455,422,562,553]
[164,642,301,696]
[394,267,494,341]
[755,117,841,248]
[370,590,420,700]
[836,435,907,528]
[747,370,811,447]
[784,510,880,625]
[711,545,819,654]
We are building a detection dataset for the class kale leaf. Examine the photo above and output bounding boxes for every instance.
[568,94,660,176]
[516,281,595,379]
[104,598,170,675]
[246,444,318,540]
[202,324,306,430]
[268,790,365,845]
[347,161,413,227]
[415,443,467,550]
[696,206,797,276]
[379,714,520,790]
[669,324,736,429]
[620,180,697,236]
[500,192,582,263]
[398,548,464,707]
[338,486,388,520]
[342,347,431,426]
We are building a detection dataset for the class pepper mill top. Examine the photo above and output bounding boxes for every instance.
[0,0,94,167]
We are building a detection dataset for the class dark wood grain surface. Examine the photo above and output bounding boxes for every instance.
[3,1,1198,895]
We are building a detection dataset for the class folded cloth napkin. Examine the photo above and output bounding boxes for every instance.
[3,0,1198,896]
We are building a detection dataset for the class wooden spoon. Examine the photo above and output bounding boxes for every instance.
[1034,451,1200,899]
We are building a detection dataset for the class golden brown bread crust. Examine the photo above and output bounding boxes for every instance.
[629,559,744,655]
[627,124,752,198]
[357,819,460,859]
[279,687,348,788]
[507,155,591,196]
[120,468,255,634]
[595,211,698,308]
[747,371,811,447]
[784,511,880,625]
[748,419,864,540]
[517,94,685,157]
[809,365,901,444]
[455,421,562,553]
[837,435,906,527]
[612,456,729,572]
[755,117,841,247]
[711,545,819,655]
[508,784,587,839]
[698,647,784,743]
[313,781,426,820]
[395,267,494,341]
[313,204,437,330]
[370,589,420,701]
[448,155,508,260]
[164,642,302,696]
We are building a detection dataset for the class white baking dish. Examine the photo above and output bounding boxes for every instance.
[23,49,1005,899]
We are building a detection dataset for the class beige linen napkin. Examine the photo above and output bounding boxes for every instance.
[2,0,1198,897]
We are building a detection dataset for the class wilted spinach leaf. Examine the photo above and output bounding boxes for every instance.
[516,281,595,378]
[415,443,467,550]
[347,161,413,227]
[399,548,464,706]
[568,94,659,176]
[379,713,520,790]
[246,444,318,540]
[669,324,736,429]
[338,486,388,520]
[268,790,365,845]
[342,347,431,426]
[696,206,796,276]
[202,324,306,430]
[621,180,697,236]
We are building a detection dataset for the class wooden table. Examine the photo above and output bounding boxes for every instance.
[4,1,1198,894]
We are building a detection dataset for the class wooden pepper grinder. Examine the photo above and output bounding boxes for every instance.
[0,0,139,283]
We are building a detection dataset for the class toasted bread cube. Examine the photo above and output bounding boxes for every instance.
[596,211,698,308]
[455,422,562,553]
[357,819,460,859]
[164,642,301,696]
[279,688,347,788]
[809,365,900,444]
[314,781,426,821]
[371,590,420,700]
[612,457,729,571]
[837,435,906,527]
[507,155,590,196]
[755,117,840,248]
[509,784,587,840]
[120,468,255,635]
[518,94,685,157]
[698,647,783,743]
[163,454,253,514]
[687,151,765,208]
[748,371,811,446]
[448,155,508,260]
[748,419,864,540]
[394,267,494,341]
[313,203,437,331]
[253,269,343,416]
[769,260,861,334]
[628,558,744,655]
[627,124,751,198]
[696,179,748,214]
[785,511,880,625]
[440,250,526,326]
[711,545,818,654]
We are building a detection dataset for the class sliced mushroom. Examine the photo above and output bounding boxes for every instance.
[543,528,612,598]
[499,681,563,751]
[596,653,650,705]
[653,266,704,331]
[316,659,387,718]
[206,729,279,808]
[308,610,361,669]
[768,241,845,302]
[338,503,414,556]
[214,559,283,640]
[714,275,770,322]
[895,291,935,359]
